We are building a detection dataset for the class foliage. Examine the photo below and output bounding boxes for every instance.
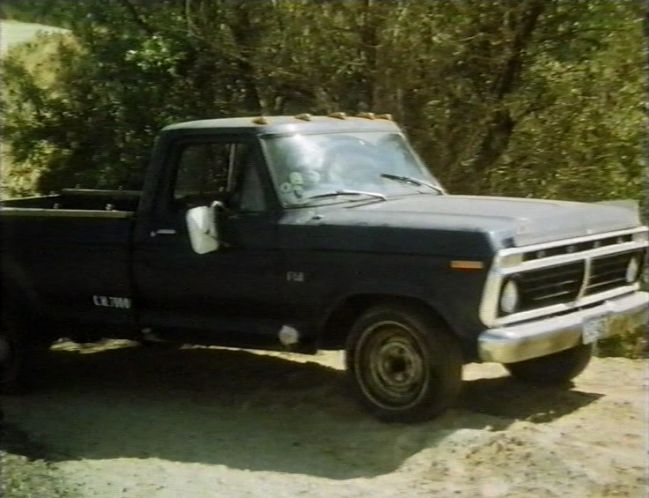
[596,326,648,359]
[1,0,646,205]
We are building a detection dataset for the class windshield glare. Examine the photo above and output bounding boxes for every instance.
[262,132,440,206]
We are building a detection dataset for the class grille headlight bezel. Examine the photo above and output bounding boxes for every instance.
[499,279,520,315]
[625,256,641,283]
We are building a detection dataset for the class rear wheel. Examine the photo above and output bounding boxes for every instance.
[504,343,592,385]
[0,316,48,394]
[346,304,463,422]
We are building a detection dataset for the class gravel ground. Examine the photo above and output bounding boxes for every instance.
[1,341,647,497]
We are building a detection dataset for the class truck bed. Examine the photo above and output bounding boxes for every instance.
[1,189,139,340]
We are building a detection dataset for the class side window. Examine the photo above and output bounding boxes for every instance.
[172,141,265,211]
[174,143,232,205]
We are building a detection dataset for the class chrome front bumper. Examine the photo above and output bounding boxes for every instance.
[478,291,649,363]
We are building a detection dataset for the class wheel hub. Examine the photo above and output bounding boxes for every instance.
[378,342,417,388]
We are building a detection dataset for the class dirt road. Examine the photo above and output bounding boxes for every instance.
[1,341,647,497]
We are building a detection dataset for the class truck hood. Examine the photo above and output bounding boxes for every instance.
[298,195,641,248]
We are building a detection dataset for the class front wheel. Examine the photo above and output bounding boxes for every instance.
[504,343,592,385]
[345,304,463,422]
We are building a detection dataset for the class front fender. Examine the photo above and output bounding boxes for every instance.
[315,259,488,342]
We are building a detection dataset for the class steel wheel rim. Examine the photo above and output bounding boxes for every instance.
[355,321,429,410]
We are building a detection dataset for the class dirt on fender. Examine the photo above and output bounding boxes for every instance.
[1,341,647,497]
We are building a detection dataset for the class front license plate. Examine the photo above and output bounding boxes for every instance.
[583,316,608,344]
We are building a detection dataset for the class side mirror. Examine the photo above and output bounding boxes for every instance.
[186,201,223,254]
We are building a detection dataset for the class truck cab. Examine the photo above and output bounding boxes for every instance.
[134,115,448,350]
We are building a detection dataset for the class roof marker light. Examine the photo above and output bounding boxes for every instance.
[328,112,347,120]
[376,113,393,120]
[357,112,376,119]
[295,113,312,121]
[252,116,268,125]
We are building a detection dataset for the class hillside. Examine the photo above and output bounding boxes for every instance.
[0,20,67,55]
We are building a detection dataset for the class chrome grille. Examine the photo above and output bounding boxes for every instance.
[584,252,637,296]
[482,227,648,327]
[516,262,584,312]
[503,249,645,316]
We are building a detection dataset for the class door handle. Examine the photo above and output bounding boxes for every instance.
[150,228,177,237]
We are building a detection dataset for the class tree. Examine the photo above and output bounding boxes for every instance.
[1,0,645,207]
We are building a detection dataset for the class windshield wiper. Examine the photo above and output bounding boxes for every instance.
[304,190,387,202]
[380,173,445,194]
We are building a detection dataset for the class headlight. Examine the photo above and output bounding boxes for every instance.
[625,256,640,283]
[632,230,648,243]
[499,279,519,314]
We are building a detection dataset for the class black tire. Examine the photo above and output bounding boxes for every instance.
[504,343,592,385]
[345,304,463,422]
[0,316,48,394]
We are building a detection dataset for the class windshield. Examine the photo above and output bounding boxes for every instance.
[262,132,442,207]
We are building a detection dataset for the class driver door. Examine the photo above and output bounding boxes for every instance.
[133,136,283,344]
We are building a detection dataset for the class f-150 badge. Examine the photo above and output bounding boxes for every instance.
[93,295,132,309]
[286,271,305,282]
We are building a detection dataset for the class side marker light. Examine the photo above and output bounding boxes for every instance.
[450,260,485,271]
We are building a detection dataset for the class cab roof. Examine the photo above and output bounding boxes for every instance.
[162,114,401,136]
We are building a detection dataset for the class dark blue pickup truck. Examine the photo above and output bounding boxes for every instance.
[1,114,647,421]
